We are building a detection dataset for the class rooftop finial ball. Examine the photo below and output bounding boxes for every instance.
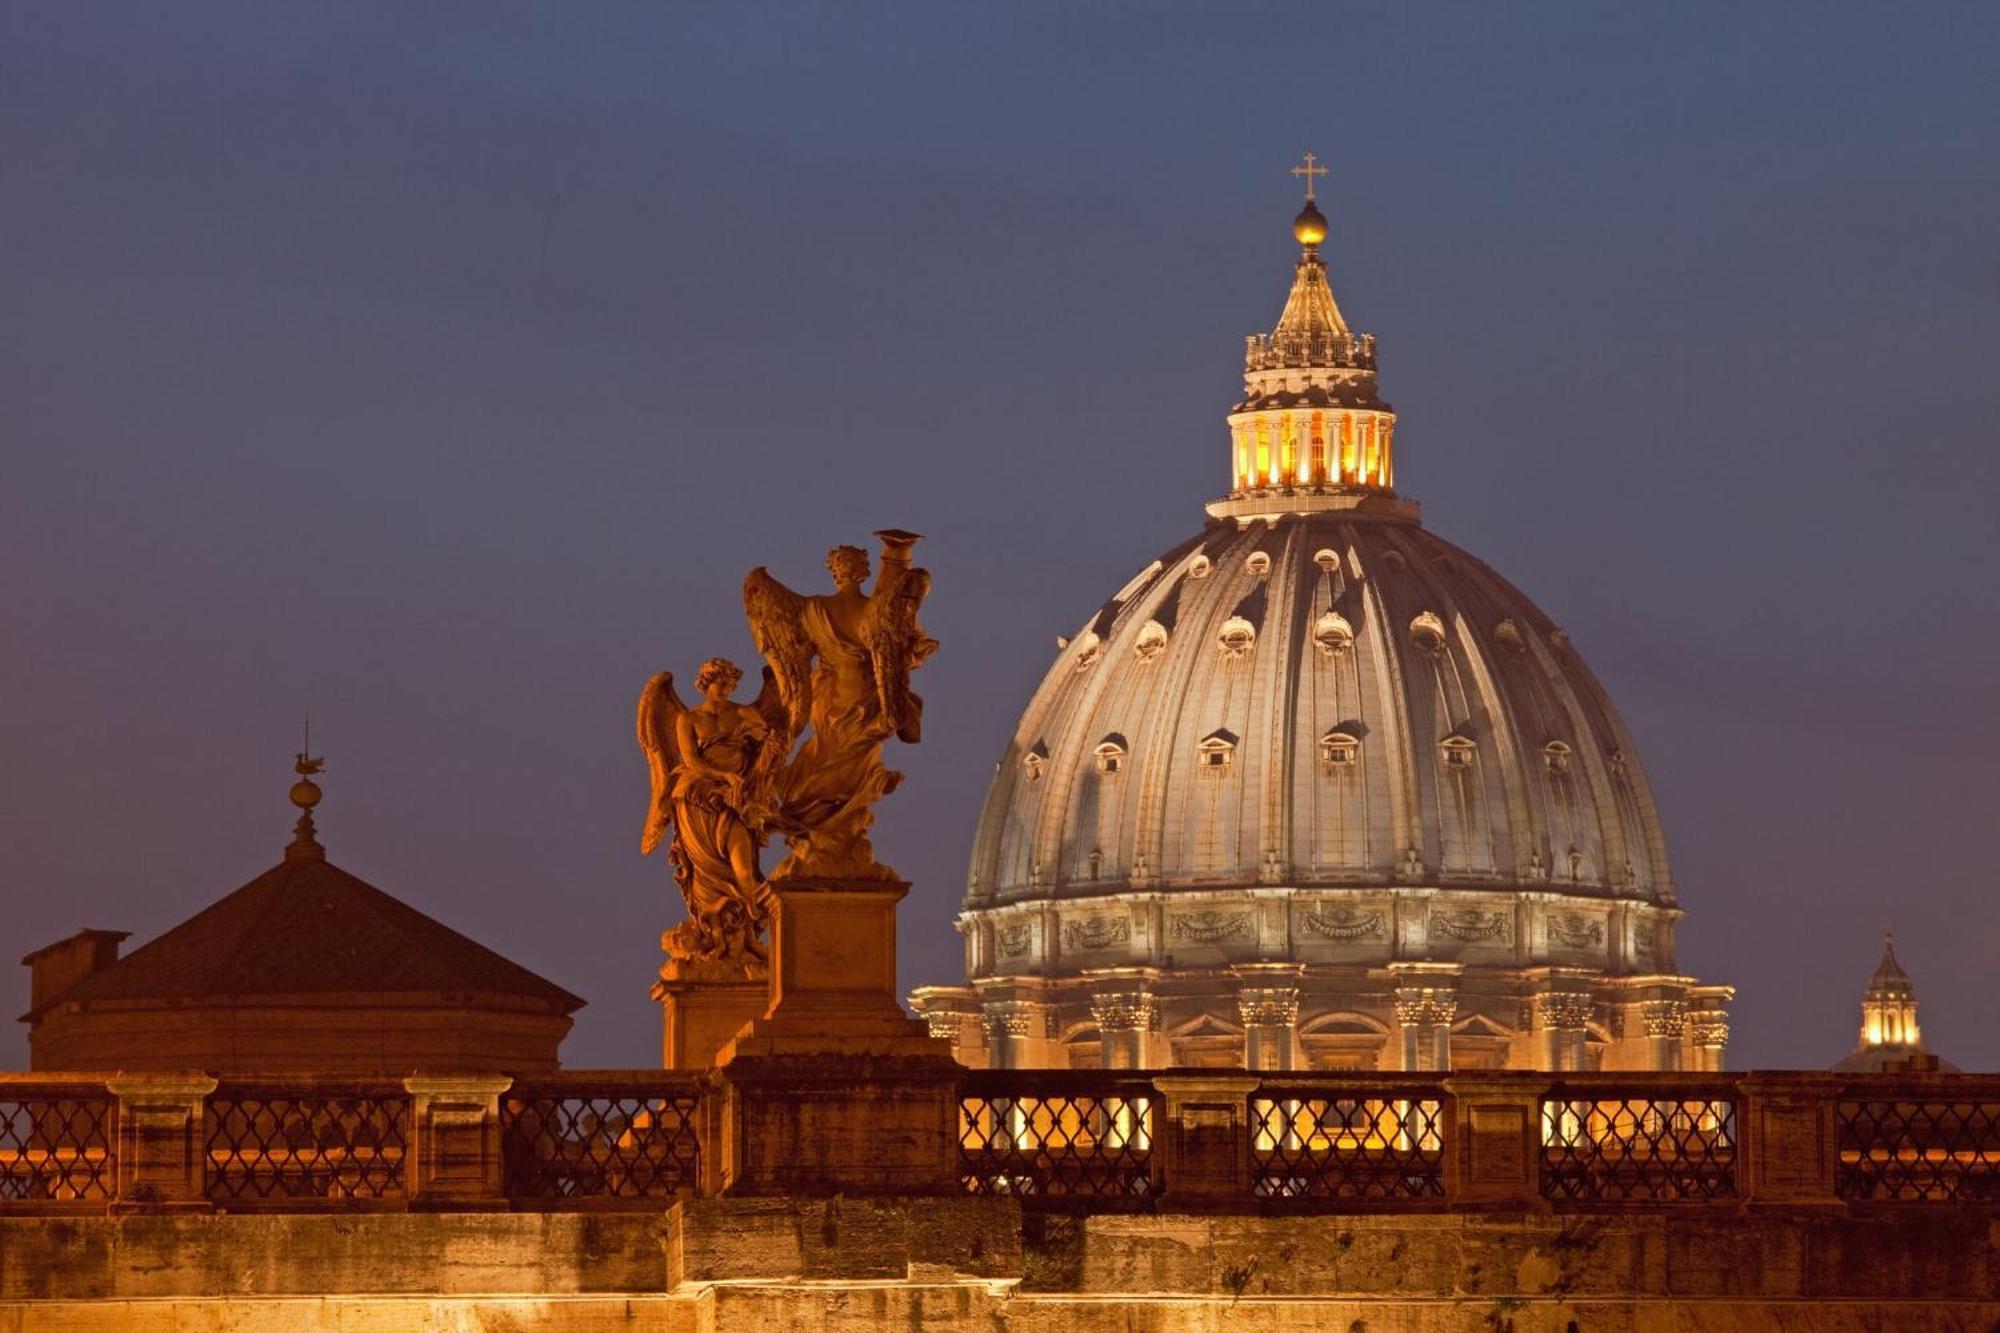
[290,778,322,809]
[1293,200,1328,246]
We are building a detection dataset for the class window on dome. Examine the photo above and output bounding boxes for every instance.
[1072,632,1102,673]
[1246,551,1271,576]
[1312,612,1353,657]
[1439,734,1476,770]
[1319,730,1359,770]
[1493,619,1526,655]
[1133,619,1169,662]
[1313,548,1341,573]
[1410,611,1446,655]
[1542,740,1573,774]
[1094,735,1128,776]
[1023,741,1049,782]
[1188,554,1212,579]
[1217,617,1257,660]
[1197,730,1238,776]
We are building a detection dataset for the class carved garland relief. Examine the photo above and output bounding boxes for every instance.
[1301,903,1386,940]
[1169,909,1251,943]
[1430,908,1510,943]
[1548,912,1605,949]
[1062,915,1131,951]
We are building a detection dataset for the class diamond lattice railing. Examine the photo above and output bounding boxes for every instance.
[500,1089,701,1200]
[204,1092,408,1202]
[1250,1092,1447,1200]
[959,1077,1155,1199]
[1838,1097,2000,1201]
[0,1094,115,1203]
[1540,1095,1737,1201]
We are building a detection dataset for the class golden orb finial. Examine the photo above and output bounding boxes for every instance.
[1293,199,1329,248]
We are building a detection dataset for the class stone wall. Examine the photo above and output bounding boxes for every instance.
[3,1202,1996,1331]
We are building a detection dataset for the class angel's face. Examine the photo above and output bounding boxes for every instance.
[826,547,869,590]
[702,673,740,703]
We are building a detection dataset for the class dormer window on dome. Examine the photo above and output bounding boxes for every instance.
[1133,619,1169,662]
[1197,729,1238,776]
[1218,617,1257,660]
[1313,548,1341,573]
[1311,611,1353,657]
[1410,611,1446,655]
[1246,551,1271,576]
[1187,554,1212,579]
[1439,733,1477,770]
[1094,735,1129,776]
[1542,740,1573,774]
[1023,741,1049,782]
[1319,730,1359,770]
[1072,632,1102,673]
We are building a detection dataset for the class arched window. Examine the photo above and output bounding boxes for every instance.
[1312,612,1353,657]
[1410,611,1446,655]
[1217,617,1257,660]
[1541,740,1573,774]
[1133,619,1169,662]
[1094,735,1128,776]
[1246,551,1272,576]
[1439,733,1477,771]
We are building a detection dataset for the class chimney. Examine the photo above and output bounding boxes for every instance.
[20,930,129,1022]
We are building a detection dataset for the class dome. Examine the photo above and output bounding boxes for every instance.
[912,170,1730,1075]
[966,513,1674,910]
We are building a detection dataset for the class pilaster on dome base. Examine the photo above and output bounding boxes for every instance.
[1206,489,1421,524]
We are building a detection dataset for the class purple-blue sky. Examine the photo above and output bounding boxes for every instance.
[3,4,1996,1070]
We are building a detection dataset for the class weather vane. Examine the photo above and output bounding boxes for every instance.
[1290,152,1328,202]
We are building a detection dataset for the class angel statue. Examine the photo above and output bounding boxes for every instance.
[742,528,937,882]
[636,657,785,969]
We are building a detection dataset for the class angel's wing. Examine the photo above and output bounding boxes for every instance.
[636,671,688,855]
[865,565,937,744]
[742,567,812,739]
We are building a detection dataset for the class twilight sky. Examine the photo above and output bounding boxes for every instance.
[3,3,1997,1070]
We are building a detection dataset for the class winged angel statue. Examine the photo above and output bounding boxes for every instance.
[638,530,936,967]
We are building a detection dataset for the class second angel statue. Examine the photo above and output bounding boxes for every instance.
[637,529,936,968]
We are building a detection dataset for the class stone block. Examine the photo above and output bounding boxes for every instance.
[665,1195,1022,1287]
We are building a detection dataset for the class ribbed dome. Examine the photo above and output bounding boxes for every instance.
[966,508,1674,938]
[915,175,1727,1076]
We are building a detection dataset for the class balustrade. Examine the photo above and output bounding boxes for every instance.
[0,1070,1994,1214]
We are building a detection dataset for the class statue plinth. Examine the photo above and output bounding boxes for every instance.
[714,877,960,1196]
[719,878,941,1059]
[651,957,769,1072]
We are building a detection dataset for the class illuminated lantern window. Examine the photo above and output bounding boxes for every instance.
[1023,741,1049,783]
[1410,611,1446,655]
[1094,734,1129,776]
[1217,616,1257,660]
[1439,734,1477,770]
[1319,730,1359,770]
[1246,551,1271,576]
[1133,619,1169,662]
[1311,612,1353,657]
[1542,740,1573,774]
[1197,729,1238,776]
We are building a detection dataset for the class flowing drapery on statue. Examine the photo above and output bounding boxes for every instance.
[743,529,936,881]
[636,658,786,969]
[639,529,936,969]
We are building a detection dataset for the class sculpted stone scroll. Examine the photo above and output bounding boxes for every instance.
[639,530,936,969]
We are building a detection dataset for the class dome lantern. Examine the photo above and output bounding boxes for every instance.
[1223,157,1400,517]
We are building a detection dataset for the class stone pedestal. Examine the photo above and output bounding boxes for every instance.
[716,877,960,1196]
[652,957,768,1071]
[723,878,933,1056]
[403,1075,510,1210]
[104,1073,216,1213]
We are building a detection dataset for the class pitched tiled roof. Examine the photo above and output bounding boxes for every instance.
[58,856,582,1012]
